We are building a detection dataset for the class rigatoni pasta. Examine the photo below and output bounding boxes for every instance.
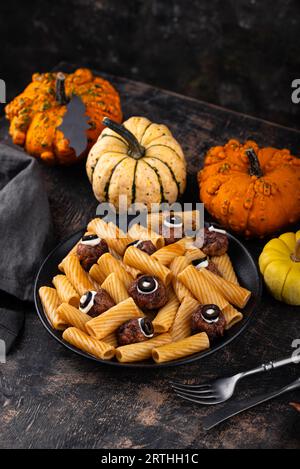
[85,298,143,340]
[39,216,253,365]
[152,332,210,363]
[63,327,115,360]
[152,290,180,333]
[39,286,66,330]
[56,302,92,332]
[124,246,172,285]
[101,272,129,304]
[116,333,172,363]
[178,265,229,310]
[52,275,80,307]
[63,254,95,296]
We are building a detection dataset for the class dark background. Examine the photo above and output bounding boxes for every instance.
[1,0,300,129]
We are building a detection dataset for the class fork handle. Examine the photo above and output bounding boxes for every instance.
[240,354,300,380]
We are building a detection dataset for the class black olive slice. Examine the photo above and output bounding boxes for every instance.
[79,290,97,313]
[80,234,101,246]
[139,317,154,338]
[192,256,208,267]
[127,240,143,248]
[137,276,158,294]
[82,234,99,241]
[201,304,221,323]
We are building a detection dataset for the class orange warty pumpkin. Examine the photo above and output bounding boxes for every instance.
[198,139,300,238]
[5,68,122,165]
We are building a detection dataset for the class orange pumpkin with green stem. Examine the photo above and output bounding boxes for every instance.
[198,140,300,237]
[5,68,122,165]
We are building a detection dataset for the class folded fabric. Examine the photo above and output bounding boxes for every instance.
[0,143,54,351]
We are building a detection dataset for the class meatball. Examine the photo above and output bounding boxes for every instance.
[202,227,228,257]
[191,304,226,341]
[128,275,168,310]
[159,214,184,245]
[117,317,154,346]
[127,239,157,255]
[77,235,109,271]
[79,289,115,318]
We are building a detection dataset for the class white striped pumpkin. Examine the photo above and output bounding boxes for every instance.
[86,116,186,211]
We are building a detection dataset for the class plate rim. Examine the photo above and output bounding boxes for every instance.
[34,226,262,368]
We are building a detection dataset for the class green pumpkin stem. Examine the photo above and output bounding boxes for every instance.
[55,72,69,105]
[245,148,263,177]
[291,239,300,262]
[103,117,145,159]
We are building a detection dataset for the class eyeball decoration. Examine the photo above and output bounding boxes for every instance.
[80,234,101,246]
[126,239,157,255]
[117,317,154,346]
[160,213,183,245]
[77,235,109,271]
[128,275,168,310]
[79,289,115,318]
[191,304,226,341]
[137,276,159,294]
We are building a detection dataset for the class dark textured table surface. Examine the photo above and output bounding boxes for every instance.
[0,70,300,449]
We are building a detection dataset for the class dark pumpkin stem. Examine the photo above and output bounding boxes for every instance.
[291,239,300,262]
[103,117,145,159]
[55,72,69,105]
[245,148,263,177]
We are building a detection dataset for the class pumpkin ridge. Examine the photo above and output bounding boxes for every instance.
[146,144,182,161]
[100,133,127,145]
[144,156,180,194]
[140,121,153,141]
[91,151,127,179]
[131,160,138,204]
[103,156,129,200]
[143,160,165,203]
[280,264,292,301]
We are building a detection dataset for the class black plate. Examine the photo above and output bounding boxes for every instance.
[34,228,262,368]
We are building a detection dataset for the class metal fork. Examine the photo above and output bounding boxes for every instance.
[171,354,300,405]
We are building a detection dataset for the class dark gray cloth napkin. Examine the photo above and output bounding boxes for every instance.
[0,143,54,351]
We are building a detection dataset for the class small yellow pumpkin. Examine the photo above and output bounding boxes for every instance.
[259,231,300,305]
[86,116,186,211]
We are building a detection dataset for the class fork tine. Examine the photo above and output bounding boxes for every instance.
[174,388,219,399]
[172,385,215,395]
[170,380,212,390]
[175,391,220,405]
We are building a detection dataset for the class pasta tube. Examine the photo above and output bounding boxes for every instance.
[199,268,251,309]
[101,272,129,303]
[123,246,172,285]
[178,265,228,309]
[63,254,95,296]
[88,218,132,256]
[151,242,185,266]
[96,253,133,288]
[184,247,206,263]
[169,256,191,301]
[170,296,199,341]
[102,332,118,348]
[39,286,66,330]
[89,264,106,285]
[116,333,172,363]
[128,223,165,249]
[223,304,243,329]
[152,291,180,333]
[211,254,239,285]
[63,327,115,360]
[52,275,80,307]
[85,297,143,340]
[56,303,92,332]
[152,332,209,363]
